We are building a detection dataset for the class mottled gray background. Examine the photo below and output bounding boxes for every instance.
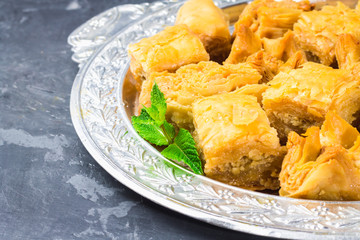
[0,0,273,239]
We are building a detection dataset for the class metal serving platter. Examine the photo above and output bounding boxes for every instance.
[68,0,360,239]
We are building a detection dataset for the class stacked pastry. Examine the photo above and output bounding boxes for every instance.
[128,0,360,200]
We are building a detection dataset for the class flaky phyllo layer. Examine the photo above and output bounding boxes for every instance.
[233,0,313,39]
[280,112,360,200]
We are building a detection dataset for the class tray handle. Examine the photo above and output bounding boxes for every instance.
[67,1,169,67]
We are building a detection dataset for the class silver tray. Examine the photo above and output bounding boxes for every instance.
[68,1,360,239]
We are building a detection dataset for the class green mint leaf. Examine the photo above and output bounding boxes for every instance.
[151,82,167,119]
[131,109,170,146]
[162,121,175,140]
[161,128,203,175]
[143,82,167,124]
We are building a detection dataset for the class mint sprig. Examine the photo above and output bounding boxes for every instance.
[132,83,174,145]
[131,83,203,175]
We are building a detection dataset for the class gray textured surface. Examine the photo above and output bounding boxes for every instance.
[0,0,271,239]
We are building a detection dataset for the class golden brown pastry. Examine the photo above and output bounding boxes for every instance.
[278,50,307,73]
[139,61,261,130]
[256,6,303,39]
[349,133,360,168]
[335,33,360,70]
[176,0,231,62]
[127,24,209,83]
[262,62,360,142]
[245,50,283,83]
[351,62,360,79]
[193,90,286,190]
[262,30,304,62]
[233,84,269,105]
[294,2,360,66]
[234,0,312,39]
[320,111,359,149]
[225,24,262,64]
[279,112,360,200]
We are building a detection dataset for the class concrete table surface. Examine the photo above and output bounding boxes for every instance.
[0,0,275,239]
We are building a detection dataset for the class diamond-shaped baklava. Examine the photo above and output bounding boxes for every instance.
[193,90,286,190]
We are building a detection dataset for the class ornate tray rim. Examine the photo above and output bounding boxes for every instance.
[68,1,360,239]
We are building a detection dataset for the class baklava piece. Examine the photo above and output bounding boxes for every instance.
[279,112,360,200]
[193,91,286,190]
[294,2,360,65]
[139,61,261,130]
[234,0,313,39]
[176,0,231,62]
[262,62,360,142]
[127,24,209,83]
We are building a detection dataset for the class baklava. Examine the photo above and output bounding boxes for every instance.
[139,61,261,130]
[128,24,209,83]
[262,62,360,142]
[279,112,360,200]
[233,0,313,39]
[176,0,231,62]
[294,2,360,65]
[193,90,286,190]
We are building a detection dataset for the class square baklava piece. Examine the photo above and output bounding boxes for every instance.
[262,62,360,141]
[127,24,209,83]
[139,61,261,130]
[193,90,286,190]
[294,2,360,65]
